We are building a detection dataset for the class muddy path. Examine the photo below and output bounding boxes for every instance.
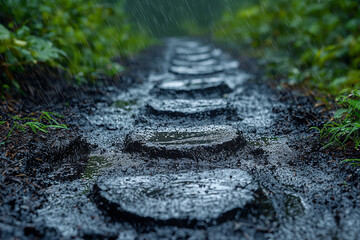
[2,38,360,240]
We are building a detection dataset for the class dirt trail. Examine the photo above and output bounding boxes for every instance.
[2,38,360,240]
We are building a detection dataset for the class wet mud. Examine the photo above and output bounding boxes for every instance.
[1,38,360,240]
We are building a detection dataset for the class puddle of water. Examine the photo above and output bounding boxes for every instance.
[176,49,222,62]
[284,194,304,217]
[159,77,227,90]
[112,100,137,111]
[82,156,111,181]
[249,137,280,147]
[172,58,218,67]
[148,99,227,114]
[169,65,224,75]
[141,126,239,146]
[148,131,222,145]
[175,45,212,55]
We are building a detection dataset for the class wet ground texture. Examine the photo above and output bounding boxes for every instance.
[1,38,360,240]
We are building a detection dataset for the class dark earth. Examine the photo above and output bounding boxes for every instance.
[1,38,360,240]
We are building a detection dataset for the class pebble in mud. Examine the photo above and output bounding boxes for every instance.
[151,77,233,98]
[169,65,224,75]
[93,169,256,226]
[124,125,246,159]
[146,99,232,118]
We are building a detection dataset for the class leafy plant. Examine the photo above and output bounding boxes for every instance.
[1,0,151,91]
[214,0,360,95]
[215,0,360,165]
[313,90,360,150]
[0,23,66,91]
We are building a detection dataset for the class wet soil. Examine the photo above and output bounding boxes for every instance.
[1,38,360,240]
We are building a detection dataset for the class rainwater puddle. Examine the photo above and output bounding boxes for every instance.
[112,99,138,111]
[82,156,112,181]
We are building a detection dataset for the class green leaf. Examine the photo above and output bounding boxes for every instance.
[334,108,348,119]
[13,39,27,47]
[0,24,11,40]
[47,124,68,129]
[340,159,360,164]
[347,99,360,110]
[27,36,66,62]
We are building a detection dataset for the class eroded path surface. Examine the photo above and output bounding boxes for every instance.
[35,38,360,239]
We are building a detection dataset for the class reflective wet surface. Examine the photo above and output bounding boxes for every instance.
[152,77,233,98]
[146,99,230,117]
[93,169,256,225]
[169,65,224,75]
[172,58,219,67]
[174,45,212,55]
[125,125,245,159]
[28,38,360,240]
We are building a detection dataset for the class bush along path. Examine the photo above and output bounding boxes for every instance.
[2,38,360,239]
[213,0,360,158]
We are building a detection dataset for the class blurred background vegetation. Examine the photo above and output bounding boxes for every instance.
[1,0,359,98]
[213,0,360,151]
[0,0,240,94]
[0,0,150,93]
[214,0,360,97]
[125,0,239,37]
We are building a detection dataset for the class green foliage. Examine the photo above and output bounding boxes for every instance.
[125,0,239,37]
[1,111,68,144]
[0,24,65,65]
[0,23,65,91]
[313,90,360,150]
[214,0,360,95]
[215,0,360,162]
[0,0,150,88]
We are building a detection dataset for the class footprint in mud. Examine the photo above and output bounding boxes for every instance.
[124,125,246,159]
[171,58,219,67]
[145,99,232,118]
[174,49,222,62]
[151,77,233,99]
[92,169,257,227]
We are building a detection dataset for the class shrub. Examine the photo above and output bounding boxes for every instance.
[315,90,360,150]
[214,0,360,157]
[0,0,150,90]
[214,0,360,95]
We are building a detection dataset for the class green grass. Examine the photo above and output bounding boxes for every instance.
[312,90,360,150]
[340,159,360,167]
[311,90,360,166]
[1,111,68,144]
